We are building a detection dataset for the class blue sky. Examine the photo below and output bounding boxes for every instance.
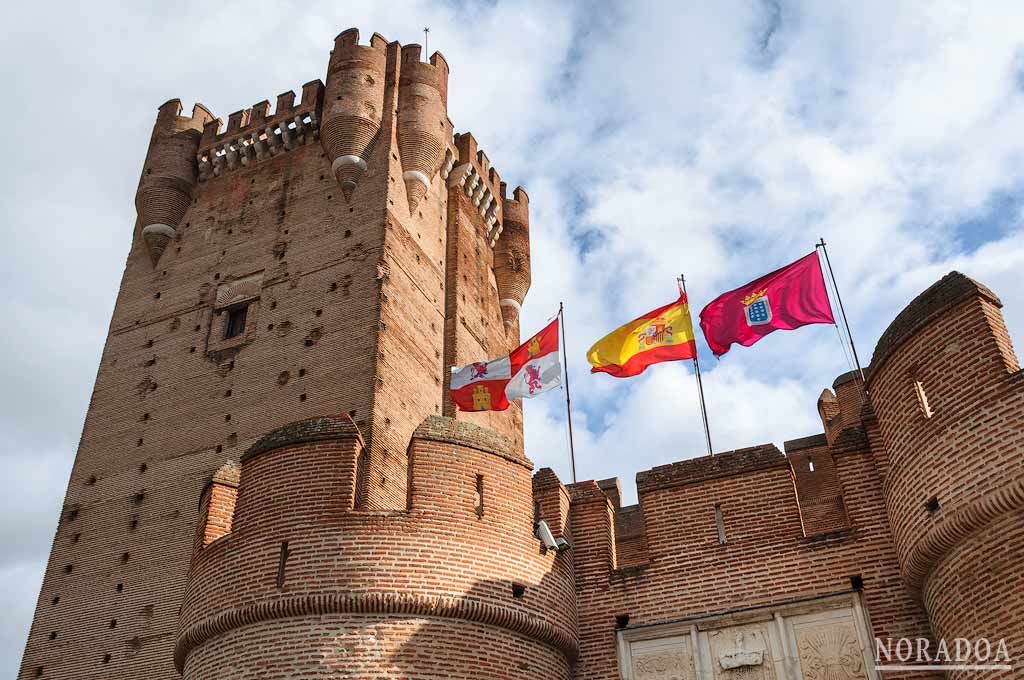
[3,0,1024,671]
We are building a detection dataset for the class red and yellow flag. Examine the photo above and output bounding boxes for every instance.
[587,294,698,377]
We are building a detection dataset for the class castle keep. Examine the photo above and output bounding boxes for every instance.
[19,28,1024,680]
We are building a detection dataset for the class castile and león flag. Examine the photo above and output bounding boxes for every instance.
[450,318,562,412]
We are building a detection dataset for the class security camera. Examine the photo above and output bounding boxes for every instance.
[536,520,569,553]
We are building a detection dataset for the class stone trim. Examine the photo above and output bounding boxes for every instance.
[241,416,363,463]
[905,474,1024,591]
[412,416,533,469]
[869,271,1001,382]
[174,590,579,670]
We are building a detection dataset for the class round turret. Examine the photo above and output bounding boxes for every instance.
[397,45,449,212]
[867,272,1024,674]
[319,29,387,202]
[176,416,576,679]
[493,185,531,341]
[135,99,213,265]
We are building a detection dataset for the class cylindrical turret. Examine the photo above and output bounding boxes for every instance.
[397,45,449,213]
[493,184,531,342]
[320,28,387,202]
[867,272,1024,679]
[176,416,576,679]
[135,99,212,265]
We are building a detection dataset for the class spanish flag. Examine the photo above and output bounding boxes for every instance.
[587,294,698,377]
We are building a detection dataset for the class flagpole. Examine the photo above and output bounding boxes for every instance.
[816,238,866,386]
[558,302,578,483]
[679,276,714,457]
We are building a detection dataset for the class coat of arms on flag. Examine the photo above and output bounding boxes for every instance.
[742,289,772,326]
[449,319,561,412]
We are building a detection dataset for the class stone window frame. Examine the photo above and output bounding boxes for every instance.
[206,271,264,354]
[616,591,880,680]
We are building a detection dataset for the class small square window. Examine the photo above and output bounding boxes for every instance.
[224,305,248,339]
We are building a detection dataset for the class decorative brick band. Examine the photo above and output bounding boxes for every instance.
[241,415,363,463]
[904,475,1024,591]
[174,590,579,671]
[413,415,533,470]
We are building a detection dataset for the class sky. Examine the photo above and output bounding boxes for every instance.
[3,0,1024,671]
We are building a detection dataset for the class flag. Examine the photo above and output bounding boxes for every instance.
[450,319,561,411]
[699,251,834,357]
[587,293,698,378]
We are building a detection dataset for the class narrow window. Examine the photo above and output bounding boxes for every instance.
[925,496,941,515]
[714,504,727,545]
[224,305,248,339]
[808,460,815,472]
[354,451,369,509]
[276,541,290,589]
[912,370,933,418]
[475,474,485,518]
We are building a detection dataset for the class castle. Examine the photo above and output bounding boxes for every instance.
[18,28,1023,680]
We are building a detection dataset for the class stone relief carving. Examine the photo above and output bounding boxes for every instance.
[631,645,695,680]
[795,623,865,680]
[709,626,775,680]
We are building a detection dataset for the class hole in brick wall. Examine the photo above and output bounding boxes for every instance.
[110,618,117,628]
[348,409,356,418]
[299,393,307,402]
[130,517,138,531]
[268,323,275,331]
[49,632,57,640]
[86,475,96,486]
[116,583,123,593]
[35,667,43,677]
[154,292,161,299]
[319,174,325,180]
[225,389,232,397]
[277,371,291,385]
[139,462,147,473]
[141,413,149,421]
[145,357,156,367]
[315,309,322,317]
[330,282,337,291]
[511,583,526,599]
[349,207,354,213]
[63,565,72,574]
[615,614,630,629]
[214,273,220,280]
[136,438,143,447]
[133,491,145,505]
[52,595,59,605]
[102,653,111,664]
[227,229,233,235]
[190,346,196,353]
[146,339,153,348]
[121,553,130,564]
[216,445,223,453]
[225,414,231,422]
[344,229,352,237]
[176,246,181,253]
[270,300,277,310]
[227,432,237,446]
[194,325,201,332]
[71,533,80,544]
[298,368,306,377]
[925,496,941,515]
[327,194,333,200]
[850,574,864,590]
[66,509,78,522]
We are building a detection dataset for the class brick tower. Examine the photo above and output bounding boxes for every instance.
[866,273,1024,679]
[19,28,570,679]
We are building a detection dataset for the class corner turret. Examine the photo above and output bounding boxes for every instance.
[320,28,387,201]
[135,99,213,265]
[493,184,531,340]
[397,45,450,212]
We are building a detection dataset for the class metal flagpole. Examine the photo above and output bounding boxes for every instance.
[816,238,866,386]
[559,302,578,483]
[679,276,714,457]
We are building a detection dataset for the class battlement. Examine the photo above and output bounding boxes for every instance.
[195,80,323,182]
[447,132,503,243]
